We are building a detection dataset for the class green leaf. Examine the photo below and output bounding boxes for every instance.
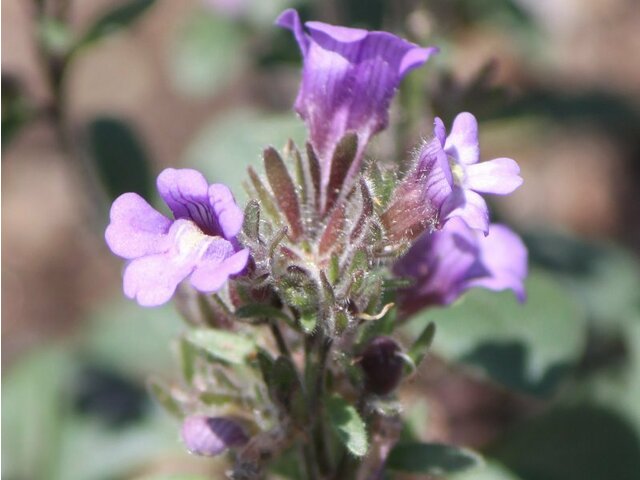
[386,442,483,475]
[404,269,587,396]
[169,10,245,98]
[185,329,255,365]
[76,0,157,50]
[87,116,153,202]
[408,321,436,368]
[327,394,368,457]
[184,109,306,202]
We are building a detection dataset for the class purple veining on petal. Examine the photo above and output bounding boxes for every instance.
[106,168,249,307]
[181,416,249,457]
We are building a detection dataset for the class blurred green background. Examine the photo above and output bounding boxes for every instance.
[2,0,640,479]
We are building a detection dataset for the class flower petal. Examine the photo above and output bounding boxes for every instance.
[189,246,248,293]
[105,192,171,260]
[209,183,244,239]
[468,224,528,301]
[433,117,446,146]
[123,253,193,307]
[278,9,436,181]
[395,217,486,313]
[157,168,219,235]
[441,187,490,234]
[465,157,523,195]
[417,136,454,209]
[444,112,480,165]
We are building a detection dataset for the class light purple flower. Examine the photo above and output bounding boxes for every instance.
[105,168,249,307]
[394,218,527,316]
[181,415,249,456]
[434,112,523,234]
[277,9,437,201]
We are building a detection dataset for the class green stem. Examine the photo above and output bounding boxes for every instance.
[270,321,292,360]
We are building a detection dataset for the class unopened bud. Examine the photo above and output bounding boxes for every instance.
[181,415,248,456]
[358,336,404,395]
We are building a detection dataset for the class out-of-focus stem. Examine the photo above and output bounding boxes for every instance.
[270,321,292,360]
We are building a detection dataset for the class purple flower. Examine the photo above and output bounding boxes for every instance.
[435,112,523,234]
[181,415,249,456]
[277,9,437,200]
[105,168,249,307]
[394,217,527,316]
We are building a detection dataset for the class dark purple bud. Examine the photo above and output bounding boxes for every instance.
[358,336,404,396]
[181,415,249,456]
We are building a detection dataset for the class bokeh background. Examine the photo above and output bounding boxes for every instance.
[3,0,640,479]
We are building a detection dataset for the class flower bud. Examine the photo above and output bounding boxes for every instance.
[358,336,404,395]
[181,415,248,456]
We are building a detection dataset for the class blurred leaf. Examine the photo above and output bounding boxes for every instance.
[408,321,436,368]
[2,74,31,150]
[185,329,255,365]
[87,117,153,201]
[525,231,640,329]
[327,394,368,457]
[450,460,523,480]
[387,442,482,475]
[405,270,587,396]
[184,109,306,201]
[170,10,245,98]
[76,0,157,50]
[148,378,184,418]
[493,405,640,480]
[269,356,305,422]
[82,300,183,376]
[179,336,198,384]
[38,17,74,55]
[55,406,181,480]
[2,347,72,480]
[141,476,208,480]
